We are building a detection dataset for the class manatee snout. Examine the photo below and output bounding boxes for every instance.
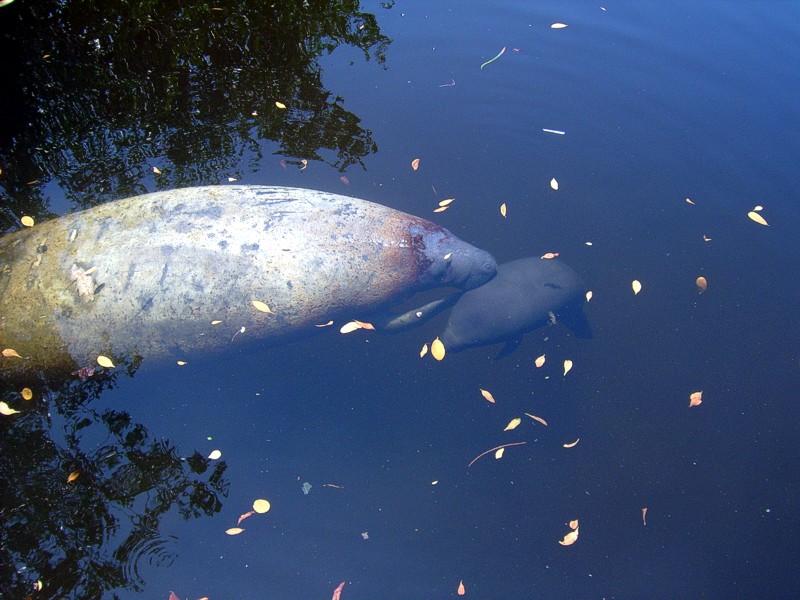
[453,246,497,290]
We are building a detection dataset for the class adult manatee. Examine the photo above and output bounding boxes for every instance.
[381,257,591,356]
[0,186,496,380]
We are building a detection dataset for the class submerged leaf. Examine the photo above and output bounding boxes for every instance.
[696,276,708,293]
[21,388,33,400]
[2,348,22,358]
[67,470,81,483]
[252,300,273,313]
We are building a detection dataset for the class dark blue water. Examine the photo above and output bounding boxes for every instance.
[2,2,799,598]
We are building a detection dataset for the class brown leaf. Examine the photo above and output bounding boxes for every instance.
[696,276,708,293]
[525,413,548,426]
[2,348,22,358]
[67,470,81,483]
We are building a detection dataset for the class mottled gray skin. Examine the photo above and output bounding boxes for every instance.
[440,257,591,354]
[0,186,496,380]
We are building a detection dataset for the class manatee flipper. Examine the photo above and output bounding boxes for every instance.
[377,292,462,333]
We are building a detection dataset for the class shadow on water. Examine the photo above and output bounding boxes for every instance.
[0,0,395,597]
[0,0,393,229]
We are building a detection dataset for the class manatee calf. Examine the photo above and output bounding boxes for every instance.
[381,257,591,356]
[0,186,496,380]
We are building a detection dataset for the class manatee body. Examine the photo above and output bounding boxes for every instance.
[439,257,591,355]
[0,185,496,380]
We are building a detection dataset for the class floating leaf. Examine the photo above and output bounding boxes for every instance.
[21,388,33,400]
[494,447,505,459]
[315,320,334,327]
[500,203,507,217]
[299,159,308,170]
[361,531,369,540]
[632,280,642,295]
[541,252,559,259]
[67,470,80,483]
[176,360,187,366]
[585,291,593,302]
[689,391,703,407]
[534,354,546,368]
[703,235,712,242]
[96,355,115,368]
[3,348,22,358]
[480,388,496,403]
[431,337,446,361]
[747,211,769,226]
[420,343,429,358]
[411,158,420,171]
[225,527,244,536]
[152,166,161,175]
[542,128,566,135]
[563,359,573,376]
[551,22,569,29]
[525,413,548,426]
[0,402,20,415]
[21,215,34,227]
[208,449,222,460]
[252,300,273,313]
[237,510,255,525]
[685,198,695,205]
[253,498,271,513]
[696,276,708,293]
[504,417,522,431]
[331,582,345,600]
[753,205,764,211]
[569,519,579,530]
[642,507,648,526]
[458,580,466,595]
[563,438,580,448]
[211,320,222,325]
[340,321,363,334]
[433,206,449,213]
[559,529,579,546]
[354,320,375,330]
[275,101,286,109]
[479,46,506,70]
[340,175,350,185]
[439,198,455,207]
[550,178,559,190]
[443,252,452,260]
[228,177,238,182]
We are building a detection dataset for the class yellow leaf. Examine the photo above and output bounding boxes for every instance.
[411,158,420,171]
[551,22,568,29]
[339,321,363,334]
[252,300,273,313]
[152,166,162,175]
[563,438,580,448]
[534,354,546,368]
[176,360,187,366]
[480,388,496,403]
[208,449,222,460]
[494,447,505,459]
[500,202,507,217]
[419,343,429,358]
[569,519,579,530]
[632,280,642,295]
[689,391,703,407]
[2,348,22,358]
[275,101,286,109]
[696,276,708,293]
[67,470,80,483]
[439,198,455,207]
[211,320,222,325]
[431,337,446,361]
[559,528,579,545]
[253,498,271,513]
[563,359,573,376]
[747,211,769,226]
[225,527,244,536]
[21,388,33,400]
[550,178,559,190]
[21,215,35,227]
[525,413,548,426]
[585,290,593,302]
[96,355,115,368]
[315,320,334,327]
[433,206,449,213]
[504,417,521,431]
[0,401,20,415]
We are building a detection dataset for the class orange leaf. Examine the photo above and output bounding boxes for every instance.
[689,391,703,407]
[525,413,548,426]
[480,388,496,403]
[67,470,81,483]
[331,581,345,600]
[411,158,420,171]
[237,511,255,525]
[457,579,466,595]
